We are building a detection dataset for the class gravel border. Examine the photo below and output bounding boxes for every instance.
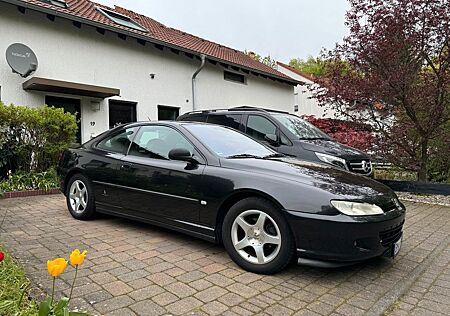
[397,192,450,207]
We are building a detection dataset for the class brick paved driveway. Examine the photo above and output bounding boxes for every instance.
[1,194,449,316]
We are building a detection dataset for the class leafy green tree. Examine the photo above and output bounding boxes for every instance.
[289,56,326,77]
[244,50,277,68]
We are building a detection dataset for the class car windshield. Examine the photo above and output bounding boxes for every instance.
[184,124,275,158]
[272,113,331,140]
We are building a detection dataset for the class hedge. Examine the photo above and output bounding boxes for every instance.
[0,102,77,179]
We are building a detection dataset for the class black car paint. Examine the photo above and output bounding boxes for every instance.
[58,122,405,265]
[177,111,372,174]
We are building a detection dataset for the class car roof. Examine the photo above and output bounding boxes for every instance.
[180,106,289,117]
[119,121,211,129]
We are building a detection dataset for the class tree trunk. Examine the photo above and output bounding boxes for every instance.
[417,137,429,182]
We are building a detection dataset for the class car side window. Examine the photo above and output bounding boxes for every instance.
[182,115,207,122]
[96,127,137,154]
[246,115,277,142]
[128,126,194,160]
[207,114,242,130]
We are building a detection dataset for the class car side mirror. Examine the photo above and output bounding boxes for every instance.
[264,134,279,145]
[168,148,198,164]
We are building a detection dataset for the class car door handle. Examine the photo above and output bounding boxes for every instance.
[121,163,132,170]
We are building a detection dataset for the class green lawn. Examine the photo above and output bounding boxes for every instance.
[0,246,38,316]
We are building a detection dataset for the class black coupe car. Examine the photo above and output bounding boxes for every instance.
[58,122,405,274]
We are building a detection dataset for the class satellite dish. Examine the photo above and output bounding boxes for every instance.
[5,43,38,78]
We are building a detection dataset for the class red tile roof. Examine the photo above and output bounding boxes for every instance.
[5,0,297,84]
[277,61,316,83]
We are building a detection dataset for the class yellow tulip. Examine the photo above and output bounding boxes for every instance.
[47,258,68,277]
[70,249,87,266]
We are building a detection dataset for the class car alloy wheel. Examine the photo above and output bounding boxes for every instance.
[231,210,281,264]
[69,180,88,214]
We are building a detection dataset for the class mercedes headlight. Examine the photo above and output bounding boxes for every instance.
[315,152,348,170]
[331,200,384,216]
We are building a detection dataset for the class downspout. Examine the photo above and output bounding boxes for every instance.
[192,54,207,111]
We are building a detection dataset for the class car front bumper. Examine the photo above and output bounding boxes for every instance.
[285,209,405,265]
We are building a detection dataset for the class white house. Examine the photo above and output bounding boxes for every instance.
[276,62,335,118]
[0,0,297,143]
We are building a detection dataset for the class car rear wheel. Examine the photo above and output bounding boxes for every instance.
[66,174,96,220]
[222,197,294,274]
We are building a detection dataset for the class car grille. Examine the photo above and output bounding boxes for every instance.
[379,221,404,247]
[348,159,373,175]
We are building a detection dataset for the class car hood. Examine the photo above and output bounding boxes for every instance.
[221,157,392,200]
[297,139,368,159]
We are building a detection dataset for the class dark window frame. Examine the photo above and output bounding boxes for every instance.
[224,70,246,84]
[158,105,180,121]
[109,100,137,129]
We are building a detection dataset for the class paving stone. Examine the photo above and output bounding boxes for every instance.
[201,301,229,315]
[165,281,197,298]
[227,282,260,299]
[165,297,203,315]
[129,285,165,301]
[102,280,133,296]
[195,285,228,302]
[152,291,179,305]
[129,300,166,316]
[93,295,135,314]
[265,304,294,316]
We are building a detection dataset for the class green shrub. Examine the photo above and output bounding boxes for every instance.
[0,103,77,178]
[0,168,59,193]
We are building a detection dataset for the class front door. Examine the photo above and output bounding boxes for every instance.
[45,96,81,143]
[119,125,204,223]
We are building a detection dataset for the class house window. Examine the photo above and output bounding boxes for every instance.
[224,71,246,84]
[109,100,137,129]
[97,7,148,33]
[294,105,299,112]
[158,105,180,121]
[40,0,68,8]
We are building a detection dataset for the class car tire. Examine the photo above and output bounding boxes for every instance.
[66,174,96,220]
[222,197,294,274]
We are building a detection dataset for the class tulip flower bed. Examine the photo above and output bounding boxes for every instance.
[0,247,38,315]
[0,247,90,315]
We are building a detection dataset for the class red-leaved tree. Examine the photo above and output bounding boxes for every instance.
[314,0,450,181]
[304,116,375,152]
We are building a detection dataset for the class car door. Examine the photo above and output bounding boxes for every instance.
[118,125,205,223]
[85,127,138,212]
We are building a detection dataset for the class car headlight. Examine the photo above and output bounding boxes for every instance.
[315,152,348,170]
[331,200,384,216]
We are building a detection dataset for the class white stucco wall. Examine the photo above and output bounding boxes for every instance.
[276,64,335,118]
[0,2,294,142]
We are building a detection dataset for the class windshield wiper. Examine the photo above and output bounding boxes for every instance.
[226,154,263,159]
[263,153,285,159]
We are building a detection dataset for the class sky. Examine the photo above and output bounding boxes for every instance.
[99,0,350,63]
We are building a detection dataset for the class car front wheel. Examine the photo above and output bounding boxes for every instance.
[66,174,96,220]
[222,197,294,274]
